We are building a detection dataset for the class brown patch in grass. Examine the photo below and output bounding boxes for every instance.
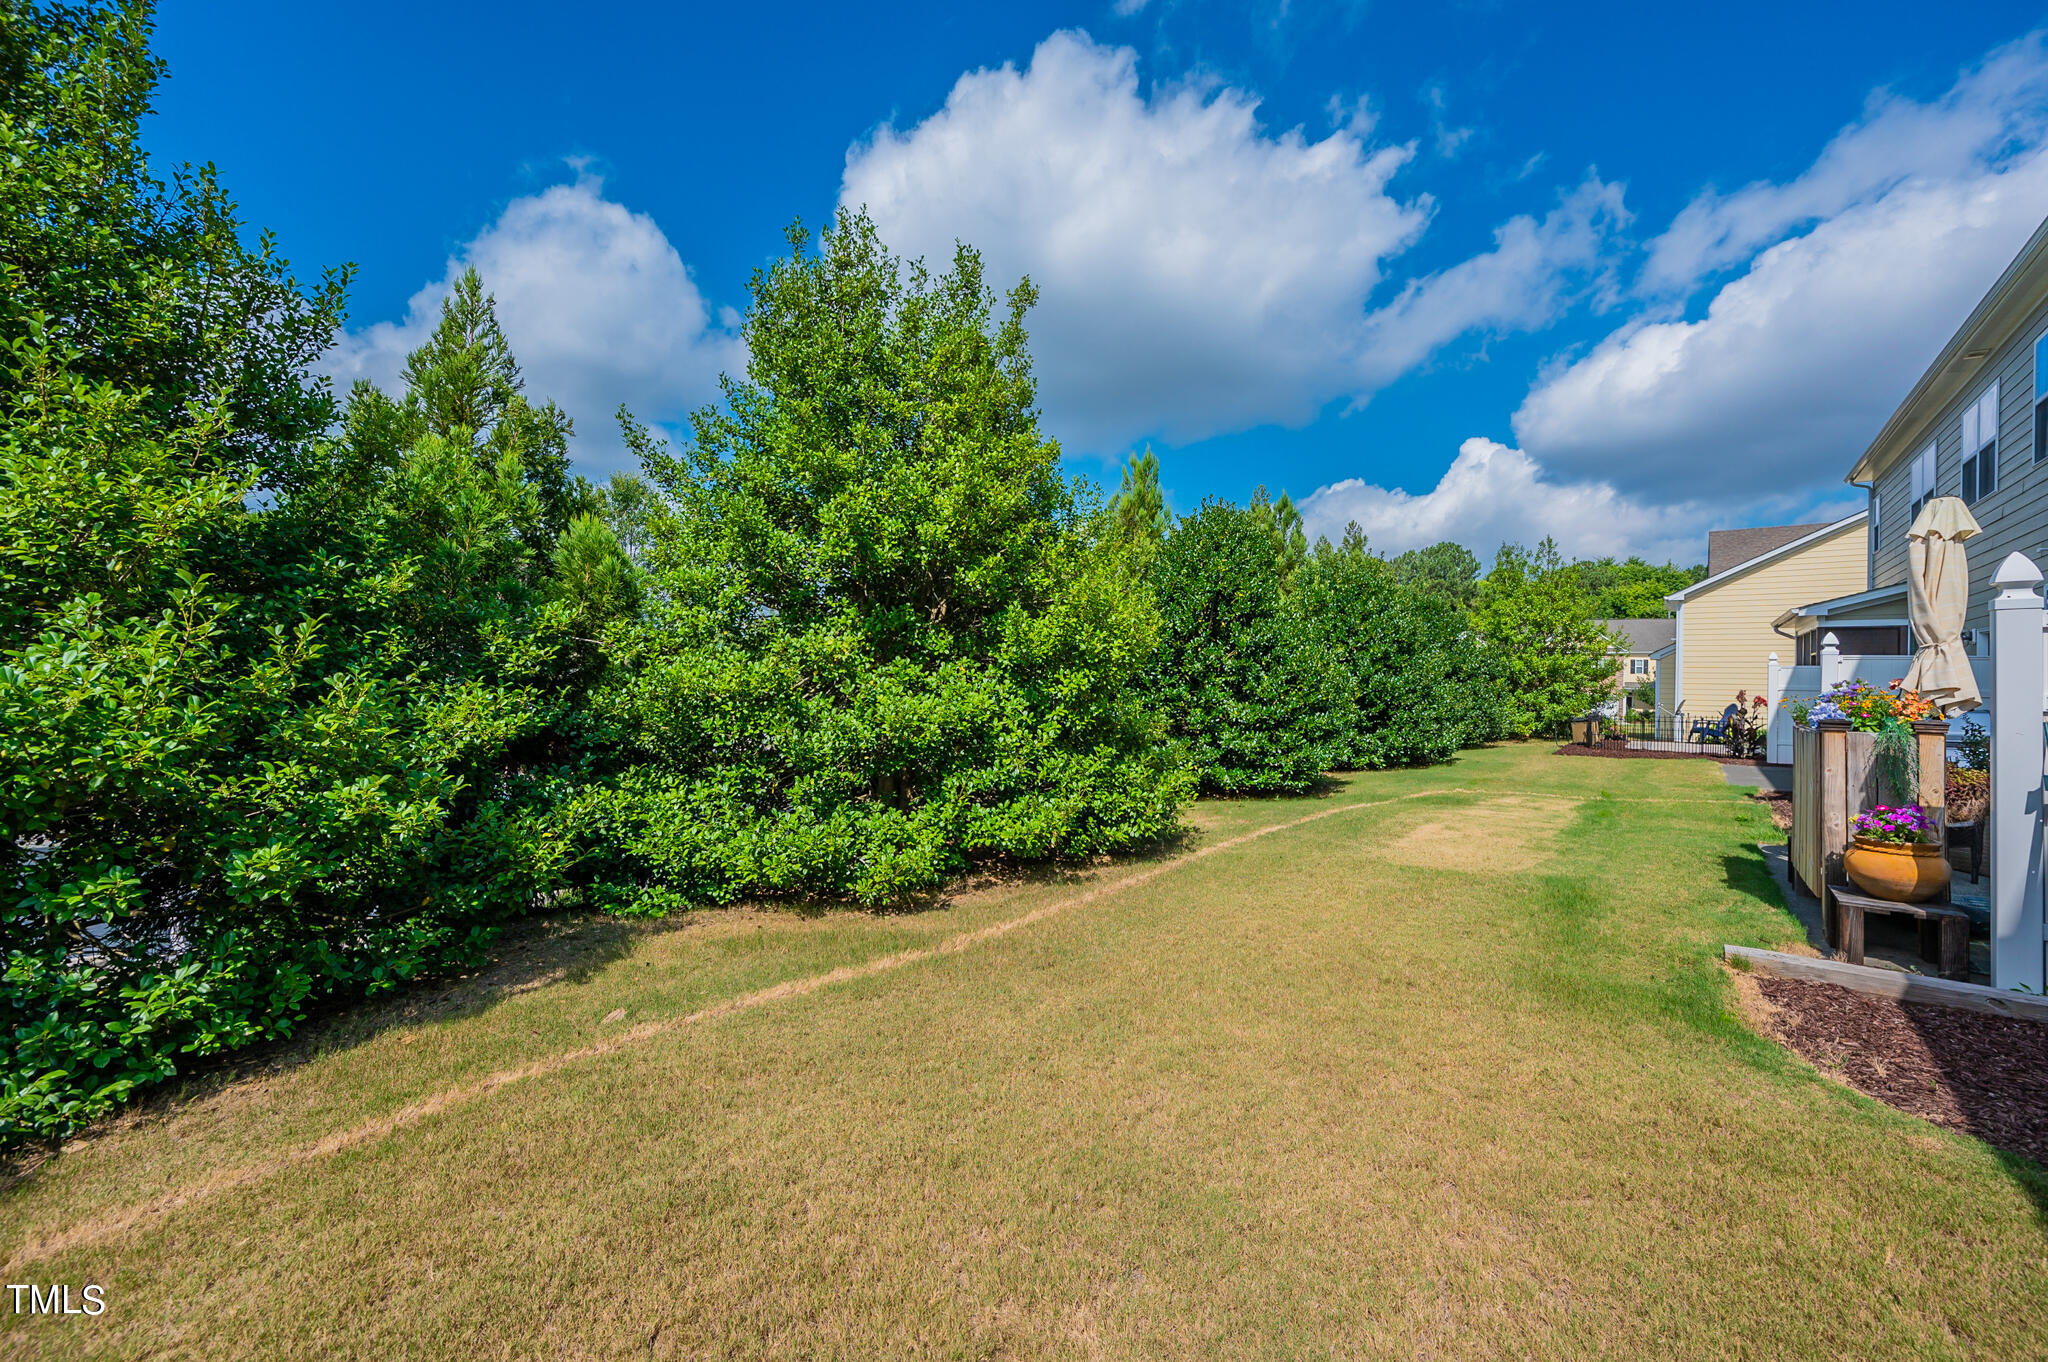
[2,784,1480,1274]
[1378,795,1577,873]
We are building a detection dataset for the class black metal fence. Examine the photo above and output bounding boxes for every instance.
[1607,705,1759,753]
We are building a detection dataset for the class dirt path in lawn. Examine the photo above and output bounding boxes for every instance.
[5,783,1501,1274]
[9,746,2045,1361]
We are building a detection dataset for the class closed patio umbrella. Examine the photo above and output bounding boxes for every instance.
[1903,495,1983,715]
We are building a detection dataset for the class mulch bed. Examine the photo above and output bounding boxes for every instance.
[1754,976,2048,1166]
[1552,739,1765,765]
[1752,789,1794,832]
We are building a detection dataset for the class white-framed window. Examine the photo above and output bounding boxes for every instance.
[1962,380,1999,503]
[1628,658,1649,675]
[1909,442,1936,521]
[1871,489,1881,547]
[2036,333,2048,462]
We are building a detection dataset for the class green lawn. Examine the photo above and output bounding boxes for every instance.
[5,744,2045,1359]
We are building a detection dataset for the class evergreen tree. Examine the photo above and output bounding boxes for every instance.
[347,268,577,537]
[0,2,587,1142]
[1108,446,1172,549]
[1151,501,1350,794]
[1296,546,1503,767]
[583,212,1191,906]
[1390,540,1482,609]
[1248,486,1309,588]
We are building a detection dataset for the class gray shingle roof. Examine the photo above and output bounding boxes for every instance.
[1601,618,1676,654]
[1706,523,1831,577]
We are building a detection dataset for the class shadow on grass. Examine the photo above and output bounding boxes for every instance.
[3,822,1218,1182]
[1721,849,1830,952]
[0,912,648,1185]
[1993,1149,2048,1222]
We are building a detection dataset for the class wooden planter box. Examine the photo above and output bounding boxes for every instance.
[1790,719,1950,915]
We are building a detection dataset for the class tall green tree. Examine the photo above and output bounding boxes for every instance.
[1296,543,1504,767]
[580,212,1191,907]
[1469,540,1618,737]
[1248,486,1310,588]
[1150,501,1350,794]
[344,267,577,538]
[1390,540,1482,609]
[0,2,587,1143]
[1571,555,1705,619]
[1108,446,1172,551]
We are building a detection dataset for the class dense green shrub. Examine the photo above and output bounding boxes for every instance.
[573,214,1193,905]
[1149,501,1351,794]
[1294,539,1504,768]
[0,3,607,1143]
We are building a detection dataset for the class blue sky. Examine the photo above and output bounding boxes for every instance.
[149,1,2048,564]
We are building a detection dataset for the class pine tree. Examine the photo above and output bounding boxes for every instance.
[348,267,577,535]
[1108,446,1172,548]
[1248,486,1309,587]
[1273,491,1308,586]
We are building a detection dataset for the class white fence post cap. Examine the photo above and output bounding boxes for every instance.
[1821,632,1840,648]
[1992,551,2044,590]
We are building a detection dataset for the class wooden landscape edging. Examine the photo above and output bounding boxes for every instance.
[1723,944,2048,1022]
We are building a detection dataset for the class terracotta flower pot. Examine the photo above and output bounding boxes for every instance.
[1842,836,1950,904]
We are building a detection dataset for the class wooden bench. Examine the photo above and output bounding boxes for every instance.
[1826,885,1970,981]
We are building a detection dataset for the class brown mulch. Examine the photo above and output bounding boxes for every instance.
[1753,976,2048,1166]
[1752,789,1794,832]
[1552,738,1766,765]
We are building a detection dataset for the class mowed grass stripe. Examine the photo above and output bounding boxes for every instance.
[3,785,1487,1273]
[11,747,2040,1359]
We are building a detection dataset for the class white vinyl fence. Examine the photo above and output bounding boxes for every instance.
[1766,645,1992,765]
[1988,552,2048,993]
[1762,566,2043,990]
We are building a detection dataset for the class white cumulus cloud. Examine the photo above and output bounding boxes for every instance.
[1512,34,2048,502]
[1299,438,1718,563]
[1642,34,2048,295]
[840,30,1622,455]
[324,176,743,473]
[1355,176,1628,388]
[1514,150,2048,499]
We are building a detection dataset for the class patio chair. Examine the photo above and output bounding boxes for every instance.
[1688,704,1739,745]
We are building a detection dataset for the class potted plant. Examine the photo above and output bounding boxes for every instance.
[1842,804,1949,903]
[1795,679,1940,805]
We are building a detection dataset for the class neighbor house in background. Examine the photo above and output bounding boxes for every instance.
[1601,618,1673,716]
[1655,515,1870,721]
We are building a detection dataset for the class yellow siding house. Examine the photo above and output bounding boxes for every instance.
[1656,513,1869,720]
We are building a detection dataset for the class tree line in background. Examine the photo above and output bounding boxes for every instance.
[1382,538,1704,620]
[0,2,1646,1143]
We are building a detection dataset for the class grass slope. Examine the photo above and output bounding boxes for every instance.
[3,745,2044,1359]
